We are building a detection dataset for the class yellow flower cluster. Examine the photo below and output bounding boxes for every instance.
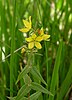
[19,16,50,50]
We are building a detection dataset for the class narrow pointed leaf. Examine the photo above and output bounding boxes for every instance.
[17,97,27,100]
[30,66,47,86]
[24,74,32,85]
[29,91,41,100]
[49,41,63,100]
[16,84,31,100]
[31,82,53,96]
[16,66,32,84]
[58,62,72,100]
[7,97,16,100]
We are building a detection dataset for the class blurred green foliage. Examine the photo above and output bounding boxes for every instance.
[0,0,72,100]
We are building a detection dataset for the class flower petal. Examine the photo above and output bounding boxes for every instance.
[29,16,31,26]
[40,28,44,35]
[32,34,37,39]
[28,42,34,49]
[35,42,42,49]
[19,28,30,33]
[23,20,30,28]
[25,37,33,42]
[29,16,31,22]
[42,34,50,40]
[36,36,43,42]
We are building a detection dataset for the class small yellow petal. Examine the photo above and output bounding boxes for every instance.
[28,42,34,49]
[42,34,50,40]
[23,20,30,28]
[25,37,33,42]
[21,48,25,53]
[29,16,31,21]
[40,28,44,35]
[36,36,43,42]
[22,16,31,30]
[35,42,42,49]
[32,34,37,39]
[29,16,31,26]
[19,28,29,33]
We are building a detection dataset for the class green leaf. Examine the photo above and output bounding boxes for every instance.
[17,97,28,100]
[30,66,47,86]
[49,41,63,100]
[31,82,53,96]
[58,61,72,100]
[7,97,16,100]
[16,66,32,84]
[8,96,28,100]
[9,0,17,96]
[16,84,31,100]
[24,74,32,85]
[0,93,5,100]
[56,0,63,10]
[29,91,41,100]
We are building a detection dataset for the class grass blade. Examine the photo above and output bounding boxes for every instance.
[57,61,72,100]
[49,40,63,100]
[10,0,16,96]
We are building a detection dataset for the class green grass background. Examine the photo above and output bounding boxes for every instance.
[0,0,72,100]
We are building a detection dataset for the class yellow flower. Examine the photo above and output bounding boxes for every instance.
[19,16,32,33]
[21,48,25,53]
[25,34,43,49]
[38,28,50,41]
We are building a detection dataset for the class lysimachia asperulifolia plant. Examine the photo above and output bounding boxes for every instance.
[10,16,53,100]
